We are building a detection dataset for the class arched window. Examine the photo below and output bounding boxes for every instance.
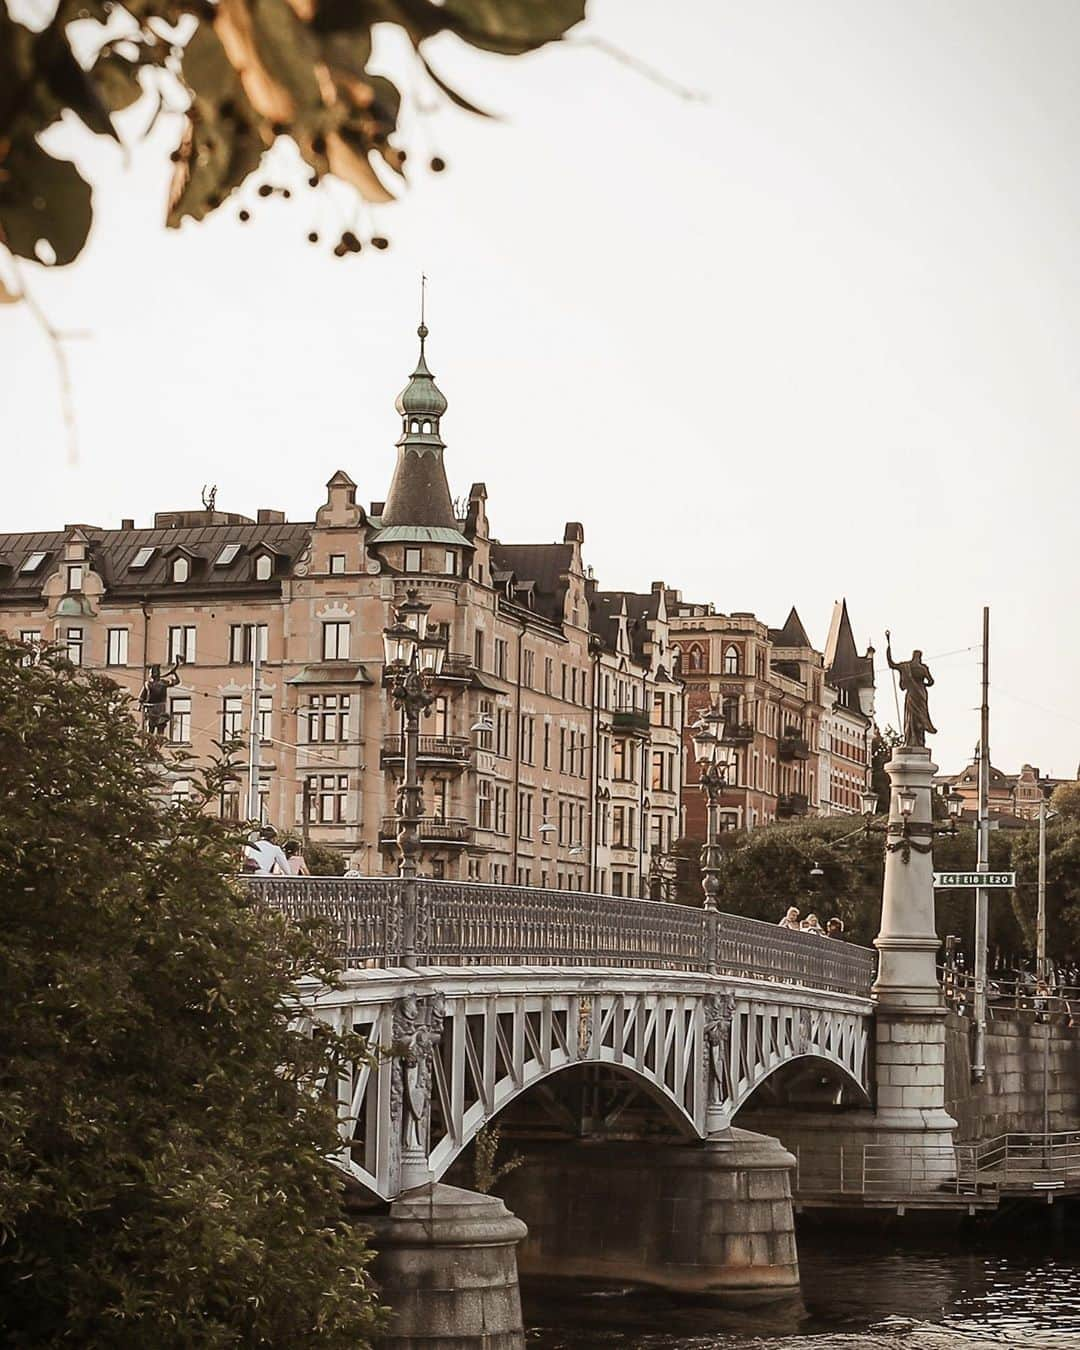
[172,556,189,583]
[411,419,420,433]
[687,643,704,672]
[255,554,272,581]
[723,645,739,675]
[422,420,432,433]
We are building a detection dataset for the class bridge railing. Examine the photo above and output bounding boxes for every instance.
[248,877,875,996]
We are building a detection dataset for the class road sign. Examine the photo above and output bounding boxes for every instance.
[933,871,1015,888]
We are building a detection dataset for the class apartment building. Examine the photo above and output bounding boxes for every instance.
[819,599,875,816]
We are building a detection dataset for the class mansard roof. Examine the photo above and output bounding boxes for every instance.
[489,542,574,626]
[0,517,311,601]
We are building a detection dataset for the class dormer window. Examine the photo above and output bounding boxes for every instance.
[130,546,155,570]
[255,554,273,581]
[214,543,240,567]
[172,556,189,583]
[404,547,421,573]
[443,549,456,576]
[20,552,46,574]
[66,564,83,592]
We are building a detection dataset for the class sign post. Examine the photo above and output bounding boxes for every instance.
[933,872,1015,889]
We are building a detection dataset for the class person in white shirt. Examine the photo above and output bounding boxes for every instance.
[777,906,801,930]
[244,825,290,877]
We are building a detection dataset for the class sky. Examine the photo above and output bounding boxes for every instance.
[3,0,1078,778]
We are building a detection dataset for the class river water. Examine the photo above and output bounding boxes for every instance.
[523,1227,1080,1349]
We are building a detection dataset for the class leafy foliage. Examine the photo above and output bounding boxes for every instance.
[1049,780,1080,822]
[471,1125,524,1195]
[281,832,348,876]
[0,0,587,267]
[0,636,381,1345]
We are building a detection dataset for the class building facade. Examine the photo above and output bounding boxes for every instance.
[0,324,683,889]
[819,599,875,816]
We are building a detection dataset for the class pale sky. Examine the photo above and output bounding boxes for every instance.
[3,0,1078,778]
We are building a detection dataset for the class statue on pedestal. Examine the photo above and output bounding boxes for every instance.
[885,632,936,748]
[138,660,182,738]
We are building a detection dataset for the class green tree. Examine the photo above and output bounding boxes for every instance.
[1,0,586,270]
[0,636,380,1345]
[1010,816,1080,963]
[1049,780,1080,823]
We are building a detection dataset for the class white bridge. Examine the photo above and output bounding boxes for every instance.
[256,878,876,1201]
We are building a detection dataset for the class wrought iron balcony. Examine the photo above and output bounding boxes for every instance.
[437,651,474,681]
[379,815,473,845]
[778,733,810,761]
[777,792,809,818]
[611,707,651,736]
[722,721,754,744]
[380,734,472,768]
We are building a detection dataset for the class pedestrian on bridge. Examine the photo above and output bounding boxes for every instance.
[801,913,826,937]
[283,840,310,876]
[827,917,845,940]
[245,825,289,877]
[778,906,801,930]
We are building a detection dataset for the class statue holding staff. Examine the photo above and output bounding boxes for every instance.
[139,659,182,738]
[885,631,936,748]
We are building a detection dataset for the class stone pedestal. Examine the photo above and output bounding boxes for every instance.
[871,746,957,1185]
[498,1130,799,1304]
[367,1184,528,1349]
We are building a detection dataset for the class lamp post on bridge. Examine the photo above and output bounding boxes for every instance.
[692,701,735,976]
[383,589,447,967]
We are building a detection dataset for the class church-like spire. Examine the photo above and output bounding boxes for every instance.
[380,321,457,529]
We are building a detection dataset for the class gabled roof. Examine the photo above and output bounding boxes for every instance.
[589,588,663,662]
[770,606,812,649]
[824,598,874,691]
[489,542,574,626]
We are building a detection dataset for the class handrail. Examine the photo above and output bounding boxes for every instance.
[246,876,876,994]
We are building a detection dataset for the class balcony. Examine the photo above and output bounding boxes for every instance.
[778,731,810,761]
[379,815,473,846]
[380,734,472,769]
[437,651,474,682]
[777,793,809,819]
[722,721,754,744]
[611,707,651,736]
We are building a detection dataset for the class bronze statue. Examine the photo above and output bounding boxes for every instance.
[138,660,182,737]
[885,632,936,748]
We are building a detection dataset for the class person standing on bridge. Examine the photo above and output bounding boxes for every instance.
[245,825,289,877]
[778,906,801,930]
[283,840,310,876]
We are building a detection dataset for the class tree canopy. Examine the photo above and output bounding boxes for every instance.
[0,635,380,1345]
[1,0,587,269]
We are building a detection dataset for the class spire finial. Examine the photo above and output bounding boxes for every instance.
[418,273,428,345]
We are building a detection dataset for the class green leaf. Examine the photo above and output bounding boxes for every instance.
[91,52,143,112]
[438,0,586,54]
[0,138,92,266]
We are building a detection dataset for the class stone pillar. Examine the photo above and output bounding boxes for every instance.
[367,1184,528,1349]
[872,746,957,1185]
[499,1132,799,1304]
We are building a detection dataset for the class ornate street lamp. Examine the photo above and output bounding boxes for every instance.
[383,588,447,965]
[693,701,734,973]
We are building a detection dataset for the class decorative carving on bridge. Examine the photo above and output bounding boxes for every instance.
[703,992,736,1103]
[797,1006,812,1054]
[389,992,446,1186]
[577,997,593,1057]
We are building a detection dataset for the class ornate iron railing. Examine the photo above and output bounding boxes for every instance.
[380,734,472,763]
[247,877,876,995]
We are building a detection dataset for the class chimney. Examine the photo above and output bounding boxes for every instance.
[121,518,135,530]
[257,509,285,524]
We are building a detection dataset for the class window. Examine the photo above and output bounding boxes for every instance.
[329,554,346,575]
[544,657,553,694]
[477,779,492,830]
[66,564,83,591]
[170,779,191,808]
[723,645,740,675]
[322,621,350,661]
[404,547,422,573]
[473,629,484,669]
[168,625,196,664]
[493,638,508,679]
[310,774,349,823]
[18,630,40,666]
[543,720,551,768]
[20,551,46,573]
[106,628,129,666]
[130,546,155,570]
[220,782,241,820]
[258,692,272,741]
[431,780,448,822]
[169,696,191,744]
[652,693,666,727]
[517,790,533,840]
[229,623,267,664]
[494,784,509,834]
[612,805,636,849]
[611,870,624,897]
[520,714,535,765]
[522,649,534,688]
[65,627,83,666]
[612,738,629,781]
[215,543,241,567]
[443,549,456,576]
[495,708,510,757]
[307,693,351,742]
[172,556,190,583]
[221,695,243,740]
[255,554,273,580]
[475,697,493,749]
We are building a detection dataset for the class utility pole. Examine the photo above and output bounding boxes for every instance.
[972,606,990,1083]
[247,624,262,822]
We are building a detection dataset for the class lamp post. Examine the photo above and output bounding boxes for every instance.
[1037,796,1057,986]
[692,701,734,975]
[383,589,447,966]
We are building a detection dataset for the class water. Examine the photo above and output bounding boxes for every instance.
[523,1230,1080,1349]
